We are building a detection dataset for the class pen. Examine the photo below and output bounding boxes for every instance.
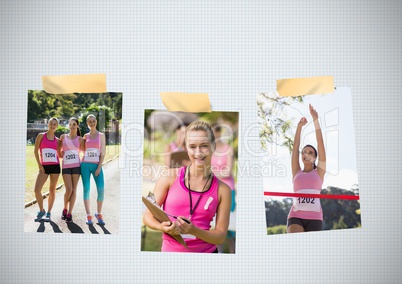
[165,213,190,224]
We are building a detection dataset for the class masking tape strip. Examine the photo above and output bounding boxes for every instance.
[42,74,107,94]
[264,191,359,200]
[276,76,334,97]
[160,92,211,113]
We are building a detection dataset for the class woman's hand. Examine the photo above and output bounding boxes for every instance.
[95,167,101,177]
[309,104,319,121]
[160,221,181,236]
[176,217,194,234]
[38,164,45,173]
[298,117,308,127]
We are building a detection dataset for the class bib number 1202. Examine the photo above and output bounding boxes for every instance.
[297,197,315,204]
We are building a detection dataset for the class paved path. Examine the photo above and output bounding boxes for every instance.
[24,158,120,234]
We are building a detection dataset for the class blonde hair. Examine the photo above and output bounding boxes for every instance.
[185,121,215,146]
[48,117,59,124]
[86,114,97,122]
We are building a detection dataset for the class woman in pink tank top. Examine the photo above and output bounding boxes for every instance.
[143,121,232,253]
[33,117,61,222]
[81,114,107,226]
[58,117,85,223]
[287,104,326,233]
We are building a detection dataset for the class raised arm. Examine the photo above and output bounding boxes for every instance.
[309,104,326,180]
[292,118,307,178]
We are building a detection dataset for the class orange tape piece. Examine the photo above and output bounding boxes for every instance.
[276,76,334,97]
[42,74,106,94]
[160,92,211,113]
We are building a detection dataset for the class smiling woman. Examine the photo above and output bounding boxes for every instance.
[142,120,232,253]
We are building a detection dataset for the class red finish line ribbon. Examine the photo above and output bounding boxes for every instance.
[264,191,360,200]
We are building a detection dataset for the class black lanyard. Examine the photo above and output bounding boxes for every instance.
[186,166,212,217]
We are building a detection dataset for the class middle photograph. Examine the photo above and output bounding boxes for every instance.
[141,110,238,254]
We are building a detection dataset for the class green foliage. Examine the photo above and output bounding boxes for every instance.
[56,125,69,134]
[79,104,113,134]
[27,91,122,123]
[141,227,162,251]
[265,198,293,227]
[265,185,361,231]
[321,186,361,230]
[267,225,287,235]
[332,216,348,230]
[54,93,77,117]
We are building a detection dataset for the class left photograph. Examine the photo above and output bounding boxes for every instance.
[24,91,122,234]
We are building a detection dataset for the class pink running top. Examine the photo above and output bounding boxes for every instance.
[62,135,81,169]
[211,143,235,190]
[82,132,101,164]
[39,132,60,165]
[162,167,219,253]
[288,169,323,221]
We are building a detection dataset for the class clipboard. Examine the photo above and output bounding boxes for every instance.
[170,151,189,168]
[142,196,188,249]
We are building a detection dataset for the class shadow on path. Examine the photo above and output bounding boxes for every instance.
[67,222,85,233]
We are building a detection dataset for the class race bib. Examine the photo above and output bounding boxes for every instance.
[84,148,100,162]
[293,189,321,212]
[42,148,58,163]
[63,150,80,165]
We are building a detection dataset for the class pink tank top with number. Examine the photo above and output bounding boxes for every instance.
[62,135,81,169]
[39,132,60,165]
[82,133,101,164]
[288,169,323,221]
[162,167,219,253]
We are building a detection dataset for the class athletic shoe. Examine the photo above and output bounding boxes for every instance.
[45,212,51,222]
[86,215,93,225]
[95,213,105,225]
[35,210,46,222]
[61,209,67,220]
[66,213,73,223]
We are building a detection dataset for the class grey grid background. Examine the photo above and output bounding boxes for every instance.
[0,1,401,283]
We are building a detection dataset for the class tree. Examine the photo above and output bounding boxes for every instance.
[321,186,361,230]
[27,90,42,122]
[80,104,113,134]
[265,197,293,227]
[257,92,304,153]
[54,94,76,117]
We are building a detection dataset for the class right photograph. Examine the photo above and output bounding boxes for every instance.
[257,87,361,235]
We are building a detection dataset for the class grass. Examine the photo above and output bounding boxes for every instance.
[25,145,120,204]
[141,227,163,251]
[141,226,236,253]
